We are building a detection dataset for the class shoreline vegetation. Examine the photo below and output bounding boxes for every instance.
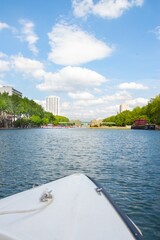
[0,93,160,130]
[0,93,70,129]
[91,94,160,129]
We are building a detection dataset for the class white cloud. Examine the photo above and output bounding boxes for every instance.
[152,26,160,40]
[48,22,114,65]
[103,90,132,101]
[0,54,107,94]
[37,66,107,92]
[60,90,132,120]
[72,0,92,18]
[0,79,5,87]
[93,87,102,93]
[72,0,144,19]
[0,52,8,58]
[0,22,10,30]
[126,97,149,107]
[12,55,45,79]
[34,99,46,110]
[73,91,131,107]
[61,97,122,120]
[19,19,39,55]
[60,90,149,120]
[118,82,148,90]
[0,60,10,72]
[68,91,94,100]
[0,22,17,34]
[0,54,10,79]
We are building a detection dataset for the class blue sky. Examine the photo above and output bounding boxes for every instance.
[0,0,159,120]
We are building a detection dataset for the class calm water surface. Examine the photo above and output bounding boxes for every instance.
[0,128,160,239]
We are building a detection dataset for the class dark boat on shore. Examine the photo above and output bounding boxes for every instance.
[131,119,155,130]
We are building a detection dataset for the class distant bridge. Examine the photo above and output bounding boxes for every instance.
[81,121,90,126]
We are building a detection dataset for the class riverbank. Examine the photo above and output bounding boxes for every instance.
[1,125,160,130]
[90,125,160,130]
[0,126,130,130]
[0,127,40,130]
[89,126,131,130]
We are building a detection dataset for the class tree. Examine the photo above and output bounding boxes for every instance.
[0,93,12,127]
[43,112,55,123]
[10,94,23,122]
[146,95,160,124]
[30,115,41,126]
[103,115,116,123]
[42,117,49,125]
[53,115,70,125]
[0,94,70,128]
[102,94,160,126]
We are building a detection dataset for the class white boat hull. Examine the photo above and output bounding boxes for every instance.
[0,173,143,240]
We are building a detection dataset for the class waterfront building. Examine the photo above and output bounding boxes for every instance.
[46,96,60,115]
[0,86,22,97]
[119,104,128,113]
[90,119,103,127]
[70,120,82,127]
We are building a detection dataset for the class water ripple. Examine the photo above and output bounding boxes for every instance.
[0,128,160,239]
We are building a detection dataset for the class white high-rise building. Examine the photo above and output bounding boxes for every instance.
[0,86,22,97]
[46,96,60,115]
[119,104,128,113]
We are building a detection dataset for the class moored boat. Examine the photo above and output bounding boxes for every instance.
[0,173,143,240]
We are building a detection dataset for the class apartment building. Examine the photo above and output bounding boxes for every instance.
[46,96,60,115]
[0,86,22,98]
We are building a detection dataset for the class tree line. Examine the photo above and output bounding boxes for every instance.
[103,94,160,126]
[0,93,69,128]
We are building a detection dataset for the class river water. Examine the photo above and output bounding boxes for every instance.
[0,128,160,239]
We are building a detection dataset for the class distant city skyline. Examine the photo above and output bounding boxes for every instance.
[0,0,159,120]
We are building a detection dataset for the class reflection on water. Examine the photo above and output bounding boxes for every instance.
[0,128,160,240]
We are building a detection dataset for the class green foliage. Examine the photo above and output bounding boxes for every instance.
[0,93,13,127]
[0,93,12,113]
[146,95,160,124]
[30,115,41,126]
[13,118,30,128]
[43,112,55,122]
[52,115,69,125]
[10,94,23,121]
[54,115,69,123]
[0,93,69,128]
[42,117,49,125]
[103,94,160,126]
[101,122,116,126]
